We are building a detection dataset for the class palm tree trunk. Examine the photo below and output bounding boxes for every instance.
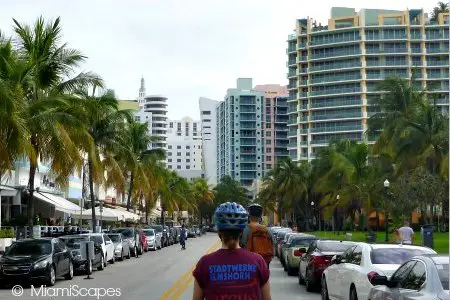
[88,158,97,233]
[126,172,134,212]
[27,135,39,233]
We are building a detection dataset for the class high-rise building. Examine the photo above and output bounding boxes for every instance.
[134,77,168,151]
[166,117,203,180]
[199,97,220,186]
[217,78,265,187]
[287,8,449,161]
[254,85,289,174]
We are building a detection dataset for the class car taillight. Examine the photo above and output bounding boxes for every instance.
[313,255,328,267]
[367,271,379,283]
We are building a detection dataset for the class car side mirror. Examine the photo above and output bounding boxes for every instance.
[331,255,341,264]
[370,275,389,286]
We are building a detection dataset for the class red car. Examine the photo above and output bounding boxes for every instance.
[298,240,356,292]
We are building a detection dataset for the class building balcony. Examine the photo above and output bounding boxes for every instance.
[310,125,363,133]
[310,50,361,60]
[309,62,361,73]
[311,113,362,121]
[310,87,361,97]
[311,99,361,109]
[310,75,362,85]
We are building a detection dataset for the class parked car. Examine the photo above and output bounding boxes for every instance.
[298,239,356,291]
[0,238,73,286]
[81,233,115,265]
[170,227,180,244]
[368,255,449,300]
[138,230,149,252]
[321,243,437,300]
[193,226,201,236]
[147,225,165,246]
[110,228,142,256]
[107,233,131,260]
[188,227,197,238]
[279,234,316,276]
[280,232,302,267]
[142,229,161,251]
[59,235,105,274]
[276,229,293,258]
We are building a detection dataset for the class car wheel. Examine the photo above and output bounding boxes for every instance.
[321,277,330,300]
[98,255,104,271]
[47,265,56,286]
[134,246,138,257]
[350,286,358,300]
[65,261,74,280]
[306,267,315,292]
[110,254,115,264]
[120,251,124,261]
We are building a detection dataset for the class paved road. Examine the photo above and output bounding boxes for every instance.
[0,233,320,299]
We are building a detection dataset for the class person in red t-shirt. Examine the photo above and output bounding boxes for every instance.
[193,202,272,300]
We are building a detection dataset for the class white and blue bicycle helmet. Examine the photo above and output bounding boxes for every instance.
[214,202,248,230]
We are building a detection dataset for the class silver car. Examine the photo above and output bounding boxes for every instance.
[107,233,131,261]
[368,255,449,300]
[142,229,161,251]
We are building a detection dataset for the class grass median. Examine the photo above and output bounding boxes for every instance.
[309,231,449,254]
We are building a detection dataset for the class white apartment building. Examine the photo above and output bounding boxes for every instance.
[166,117,203,181]
[198,97,219,186]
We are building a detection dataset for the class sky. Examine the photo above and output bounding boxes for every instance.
[0,0,436,119]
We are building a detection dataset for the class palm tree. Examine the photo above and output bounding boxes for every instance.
[13,17,99,227]
[431,2,449,21]
[78,87,130,232]
[118,121,165,211]
[191,178,215,225]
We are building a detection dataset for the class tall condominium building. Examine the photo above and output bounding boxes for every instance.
[217,78,265,187]
[286,8,449,161]
[135,77,168,150]
[166,117,203,180]
[199,97,220,186]
[254,85,289,174]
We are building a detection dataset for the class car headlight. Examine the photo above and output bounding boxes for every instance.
[33,260,48,269]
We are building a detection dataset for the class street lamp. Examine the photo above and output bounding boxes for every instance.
[384,179,390,242]
[311,201,315,230]
[99,200,103,232]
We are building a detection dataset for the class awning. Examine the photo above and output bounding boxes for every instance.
[112,207,140,222]
[34,192,81,214]
[78,207,125,222]
[0,185,18,197]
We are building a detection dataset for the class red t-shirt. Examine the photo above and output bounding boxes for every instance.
[192,248,270,300]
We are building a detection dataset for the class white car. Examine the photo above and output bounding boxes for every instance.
[82,233,116,266]
[368,255,449,300]
[321,243,436,300]
[142,229,161,250]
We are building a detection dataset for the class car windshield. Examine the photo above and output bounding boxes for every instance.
[6,240,52,256]
[90,236,103,244]
[370,248,434,264]
[112,229,134,238]
[60,237,88,249]
[318,241,354,252]
[436,263,449,290]
[107,235,121,242]
[149,226,163,233]
[143,230,154,236]
[291,238,316,247]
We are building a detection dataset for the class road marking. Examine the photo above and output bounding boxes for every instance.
[159,239,221,300]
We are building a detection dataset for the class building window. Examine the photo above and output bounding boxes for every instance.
[186,159,190,163]
[266,156,272,161]
[135,116,141,122]
[168,165,172,169]
[177,159,181,163]
[265,140,271,144]
[177,145,181,149]
[202,111,211,115]
[203,119,211,122]
[177,123,181,131]
[186,146,190,149]
[266,164,272,169]
[168,159,172,162]
[186,152,190,156]
[168,145,172,149]
[186,165,190,169]
[177,152,181,156]
[265,123,271,128]
[266,131,271,136]
[177,165,181,170]
[170,122,173,128]
[168,152,172,156]
[177,132,181,136]
[193,123,197,132]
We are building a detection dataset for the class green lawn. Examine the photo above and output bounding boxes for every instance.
[310,231,449,254]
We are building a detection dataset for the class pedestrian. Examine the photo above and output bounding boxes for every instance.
[240,204,274,268]
[192,202,271,300]
[397,220,414,244]
[180,224,186,250]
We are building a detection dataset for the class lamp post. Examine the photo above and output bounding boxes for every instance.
[311,201,315,231]
[333,195,340,232]
[99,200,103,232]
[384,179,390,242]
